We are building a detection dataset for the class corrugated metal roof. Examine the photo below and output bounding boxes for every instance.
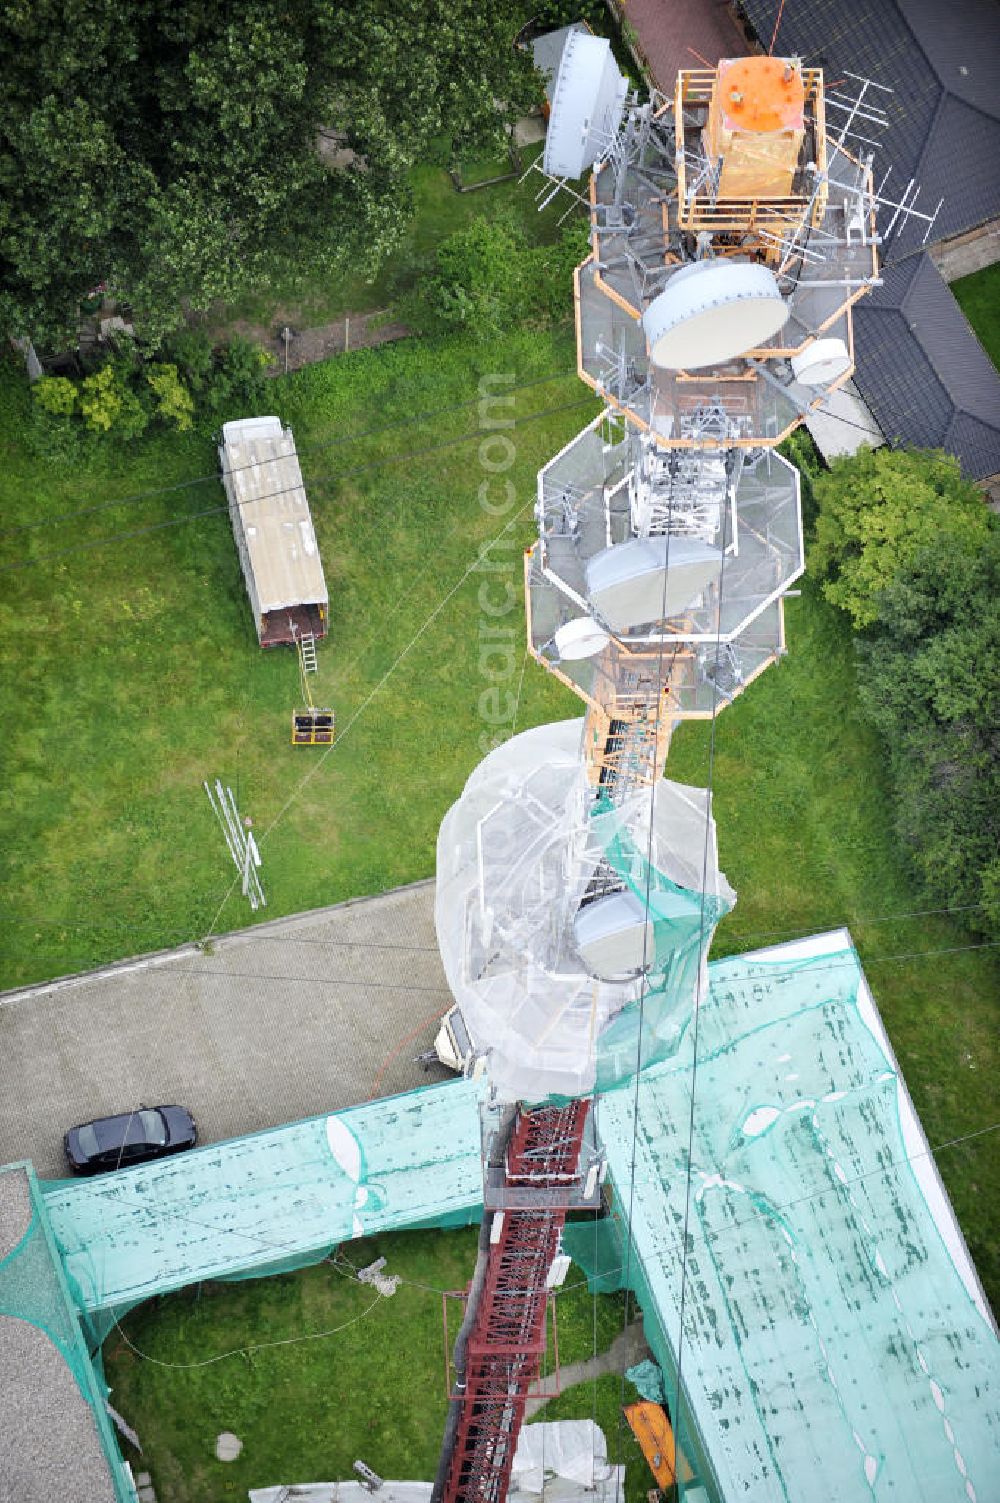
[221,420,328,616]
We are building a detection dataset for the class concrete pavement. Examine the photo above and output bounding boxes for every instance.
[0,880,453,1179]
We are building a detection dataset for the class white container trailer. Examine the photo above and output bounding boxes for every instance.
[218,416,328,647]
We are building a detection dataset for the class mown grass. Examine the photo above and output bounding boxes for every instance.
[102,1233,629,1502]
[0,327,592,987]
[951,261,1000,373]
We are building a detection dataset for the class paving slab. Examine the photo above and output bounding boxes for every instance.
[0,881,452,1179]
[622,0,748,92]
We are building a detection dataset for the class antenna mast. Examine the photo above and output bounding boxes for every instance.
[433,33,916,1503]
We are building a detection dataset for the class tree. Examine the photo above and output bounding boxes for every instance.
[856,531,1000,937]
[808,447,989,629]
[0,0,540,346]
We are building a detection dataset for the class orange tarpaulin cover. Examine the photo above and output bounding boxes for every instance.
[623,1400,694,1488]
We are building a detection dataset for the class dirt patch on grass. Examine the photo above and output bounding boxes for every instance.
[210,307,412,373]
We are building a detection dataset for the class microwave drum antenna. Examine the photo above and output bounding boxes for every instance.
[643,260,790,370]
[543,31,628,180]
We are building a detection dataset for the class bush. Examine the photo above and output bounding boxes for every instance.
[809,446,988,629]
[160,329,215,393]
[407,215,589,341]
[526,221,592,322]
[422,215,527,341]
[33,375,78,417]
[146,362,195,431]
[200,336,271,426]
[24,334,269,443]
[79,363,149,438]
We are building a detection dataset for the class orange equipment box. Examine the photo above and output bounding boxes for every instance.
[623,1400,695,1489]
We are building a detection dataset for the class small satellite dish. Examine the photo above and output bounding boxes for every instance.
[554,617,611,660]
[543,31,628,180]
[642,260,790,370]
[790,337,852,387]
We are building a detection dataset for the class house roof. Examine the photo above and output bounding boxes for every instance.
[852,252,1000,477]
[740,0,1000,258]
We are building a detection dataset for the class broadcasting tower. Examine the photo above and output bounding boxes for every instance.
[431,37,893,1503]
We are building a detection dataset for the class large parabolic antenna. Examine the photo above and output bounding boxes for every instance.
[542,31,627,179]
[642,259,790,369]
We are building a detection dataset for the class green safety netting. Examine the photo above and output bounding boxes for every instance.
[44,1075,486,1323]
[624,1358,666,1403]
[574,936,1000,1503]
[0,1166,137,1502]
[590,797,732,1097]
[32,933,1000,1503]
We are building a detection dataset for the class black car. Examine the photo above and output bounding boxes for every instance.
[63,1105,197,1174]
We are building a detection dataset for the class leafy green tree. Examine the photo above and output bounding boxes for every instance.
[809,447,989,629]
[856,532,1000,937]
[0,0,539,345]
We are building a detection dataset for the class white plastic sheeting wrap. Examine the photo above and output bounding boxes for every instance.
[509,1421,623,1503]
[248,1425,620,1503]
[250,1486,432,1503]
[435,720,734,1102]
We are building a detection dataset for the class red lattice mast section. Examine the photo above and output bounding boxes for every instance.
[435,1100,590,1503]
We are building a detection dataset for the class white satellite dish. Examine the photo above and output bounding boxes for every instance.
[790,337,852,387]
[586,536,722,633]
[554,617,611,660]
[642,260,790,370]
[574,890,653,979]
[543,31,627,180]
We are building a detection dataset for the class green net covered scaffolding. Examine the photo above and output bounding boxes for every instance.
[7,932,994,1502]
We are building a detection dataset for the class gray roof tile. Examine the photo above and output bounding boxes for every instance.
[853,255,1000,477]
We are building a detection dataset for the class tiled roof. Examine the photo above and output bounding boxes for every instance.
[852,254,1000,477]
[740,0,1000,257]
[738,1,1000,478]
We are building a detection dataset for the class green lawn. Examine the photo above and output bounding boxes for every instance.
[951,261,1000,372]
[0,328,592,986]
[102,1234,630,1501]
